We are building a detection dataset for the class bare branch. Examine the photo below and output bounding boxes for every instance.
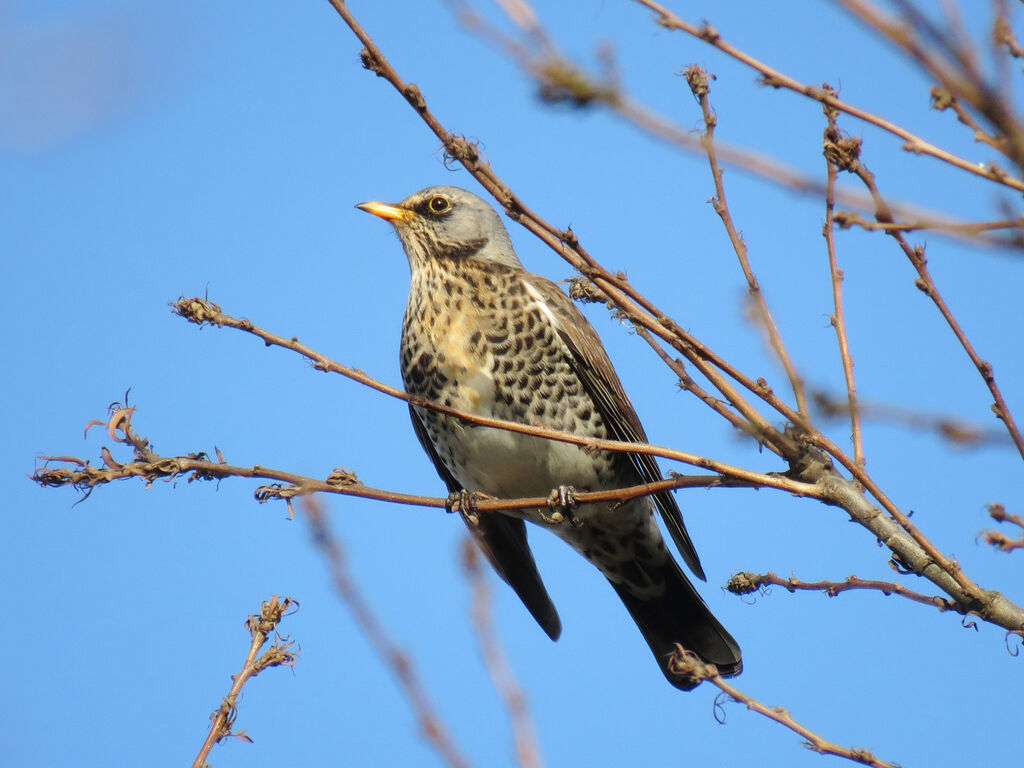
[980,503,1024,553]
[823,98,865,468]
[727,571,961,615]
[832,209,1024,240]
[32,399,812,517]
[930,85,1007,153]
[667,648,902,768]
[810,468,1023,637]
[994,15,1024,67]
[191,596,298,768]
[685,64,810,422]
[812,391,1016,449]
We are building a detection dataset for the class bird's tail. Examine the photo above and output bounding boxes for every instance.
[608,560,741,690]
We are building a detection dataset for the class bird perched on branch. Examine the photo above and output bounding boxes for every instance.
[357,185,741,689]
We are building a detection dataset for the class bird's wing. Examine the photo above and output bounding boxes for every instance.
[521,275,706,581]
[406,404,562,640]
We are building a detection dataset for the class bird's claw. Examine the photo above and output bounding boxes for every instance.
[446,489,489,525]
[543,485,583,527]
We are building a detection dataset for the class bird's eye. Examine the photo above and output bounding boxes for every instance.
[428,196,451,214]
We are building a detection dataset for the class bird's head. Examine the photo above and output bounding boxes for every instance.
[357,186,521,271]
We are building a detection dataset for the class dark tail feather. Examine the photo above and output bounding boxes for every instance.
[609,561,741,690]
[464,513,562,641]
[406,408,561,640]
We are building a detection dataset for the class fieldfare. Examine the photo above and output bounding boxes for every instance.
[357,185,741,689]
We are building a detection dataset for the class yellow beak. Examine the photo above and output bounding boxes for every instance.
[356,201,414,222]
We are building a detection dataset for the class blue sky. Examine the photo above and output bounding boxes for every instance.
[5,1,1023,766]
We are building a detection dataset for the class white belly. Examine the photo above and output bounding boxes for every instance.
[451,422,602,501]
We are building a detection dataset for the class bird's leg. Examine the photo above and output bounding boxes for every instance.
[543,485,583,528]
[445,489,491,526]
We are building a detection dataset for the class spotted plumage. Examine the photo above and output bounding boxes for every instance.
[358,185,741,688]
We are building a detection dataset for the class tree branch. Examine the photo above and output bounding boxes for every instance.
[667,648,902,768]
[685,64,810,422]
[727,571,961,615]
[32,401,810,519]
[980,503,1024,553]
[823,99,865,468]
[811,390,1016,449]
[191,596,298,768]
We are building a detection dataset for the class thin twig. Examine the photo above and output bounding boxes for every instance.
[990,0,1017,105]
[930,85,1007,152]
[980,502,1024,553]
[667,648,902,768]
[727,571,961,615]
[981,529,1024,553]
[812,390,1015,448]
[191,596,298,768]
[994,15,1024,66]
[832,209,1024,237]
[33,403,813,518]
[685,64,810,422]
[303,496,472,768]
[461,540,543,768]
[822,98,865,468]
[636,323,780,452]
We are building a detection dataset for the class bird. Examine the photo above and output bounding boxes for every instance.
[357,185,741,689]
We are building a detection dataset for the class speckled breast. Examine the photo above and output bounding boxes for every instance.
[399,258,619,501]
[399,257,671,594]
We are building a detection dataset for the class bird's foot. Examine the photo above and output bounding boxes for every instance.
[445,489,490,526]
[543,485,583,528]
